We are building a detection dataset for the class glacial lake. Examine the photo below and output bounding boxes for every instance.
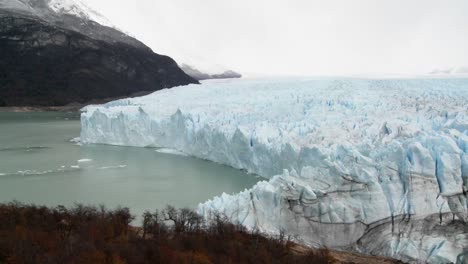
[0,112,260,222]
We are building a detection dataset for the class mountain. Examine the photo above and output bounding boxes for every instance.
[429,66,468,75]
[180,64,242,81]
[0,0,198,107]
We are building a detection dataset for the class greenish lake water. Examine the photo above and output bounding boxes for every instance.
[0,112,259,221]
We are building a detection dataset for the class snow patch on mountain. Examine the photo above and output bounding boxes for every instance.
[47,0,114,28]
[0,0,116,29]
[0,0,32,12]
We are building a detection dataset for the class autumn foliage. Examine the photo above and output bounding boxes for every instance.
[0,202,331,264]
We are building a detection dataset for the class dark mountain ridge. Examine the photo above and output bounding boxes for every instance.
[0,0,198,107]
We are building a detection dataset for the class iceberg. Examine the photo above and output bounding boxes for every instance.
[81,78,468,263]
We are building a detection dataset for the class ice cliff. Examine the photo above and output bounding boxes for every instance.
[81,78,468,263]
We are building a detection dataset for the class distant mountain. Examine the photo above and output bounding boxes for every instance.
[429,66,468,75]
[180,64,242,81]
[0,0,197,107]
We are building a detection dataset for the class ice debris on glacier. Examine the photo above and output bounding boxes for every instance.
[81,78,468,263]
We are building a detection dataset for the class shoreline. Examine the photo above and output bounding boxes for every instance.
[0,105,82,113]
[0,91,157,113]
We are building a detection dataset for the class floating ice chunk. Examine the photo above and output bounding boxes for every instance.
[155,148,188,156]
[70,137,82,146]
[97,165,127,170]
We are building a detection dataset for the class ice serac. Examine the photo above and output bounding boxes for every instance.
[81,78,468,263]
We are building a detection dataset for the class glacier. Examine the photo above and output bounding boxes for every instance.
[81,78,468,263]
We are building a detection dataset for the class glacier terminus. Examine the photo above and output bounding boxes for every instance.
[81,78,468,263]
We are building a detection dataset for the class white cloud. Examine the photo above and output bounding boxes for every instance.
[83,0,468,76]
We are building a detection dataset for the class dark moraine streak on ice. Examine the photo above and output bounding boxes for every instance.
[81,78,468,263]
[0,112,260,223]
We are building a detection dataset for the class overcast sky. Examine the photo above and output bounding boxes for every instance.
[83,0,468,76]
